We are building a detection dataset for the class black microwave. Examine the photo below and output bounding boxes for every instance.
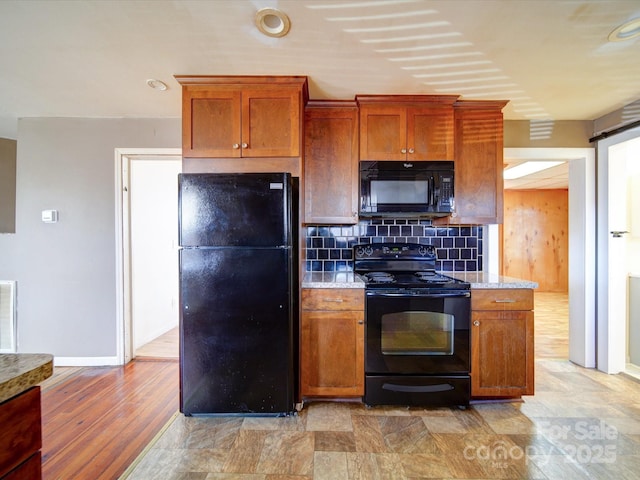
[360,161,454,218]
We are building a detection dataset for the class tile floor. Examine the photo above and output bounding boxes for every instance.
[123,293,640,479]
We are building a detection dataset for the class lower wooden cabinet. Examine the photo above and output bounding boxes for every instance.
[300,288,364,397]
[0,386,42,480]
[471,289,535,397]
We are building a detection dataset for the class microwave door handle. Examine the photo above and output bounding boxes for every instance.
[429,176,435,206]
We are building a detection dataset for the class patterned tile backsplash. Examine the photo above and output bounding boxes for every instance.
[305,219,483,273]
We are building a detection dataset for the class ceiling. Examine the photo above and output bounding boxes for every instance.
[1,0,639,188]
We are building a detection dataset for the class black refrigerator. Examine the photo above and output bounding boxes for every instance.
[178,172,298,416]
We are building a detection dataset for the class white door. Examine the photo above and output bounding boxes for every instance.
[597,129,640,373]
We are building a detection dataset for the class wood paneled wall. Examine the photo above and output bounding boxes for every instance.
[502,189,568,292]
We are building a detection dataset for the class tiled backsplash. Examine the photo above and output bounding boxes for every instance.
[305,219,483,272]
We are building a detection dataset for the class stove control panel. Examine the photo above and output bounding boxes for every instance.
[354,242,436,260]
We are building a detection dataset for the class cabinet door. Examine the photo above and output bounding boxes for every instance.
[359,106,407,161]
[301,310,364,396]
[450,106,505,224]
[304,104,359,224]
[408,108,454,160]
[182,88,242,158]
[242,88,301,157]
[0,387,41,478]
[471,310,534,397]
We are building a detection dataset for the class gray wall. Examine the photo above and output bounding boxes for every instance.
[0,138,17,233]
[0,118,180,358]
[504,120,593,148]
[594,99,640,135]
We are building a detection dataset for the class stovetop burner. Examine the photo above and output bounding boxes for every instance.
[353,242,470,291]
[414,271,456,283]
[363,272,396,284]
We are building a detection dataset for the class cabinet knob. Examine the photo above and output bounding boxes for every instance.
[401,148,407,154]
[473,320,480,327]
[232,143,240,149]
[408,148,415,154]
[241,143,248,149]
[358,320,364,325]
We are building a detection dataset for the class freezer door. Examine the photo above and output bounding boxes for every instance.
[179,247,295,415]
[179,173,292,247]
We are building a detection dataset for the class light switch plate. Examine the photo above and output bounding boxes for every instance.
[42,209,59,223]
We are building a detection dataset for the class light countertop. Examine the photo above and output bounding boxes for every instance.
[302,272,365,289]
[0,353,54,404]
[302,271,537,290]
[446,272,539,289]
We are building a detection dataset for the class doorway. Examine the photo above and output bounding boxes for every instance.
[596,131,640,374]
[115,148,182,364]
[130,158,182,358]
[501,148,596,368]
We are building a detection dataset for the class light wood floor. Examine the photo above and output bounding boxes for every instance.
[48,291,640,480]
[135,326,179,359]
[40,359,178,480]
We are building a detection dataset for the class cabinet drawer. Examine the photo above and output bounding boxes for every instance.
[302,288,364,311]
[471,289,533,311]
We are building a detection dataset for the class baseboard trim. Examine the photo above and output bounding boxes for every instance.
[54,356,121,367]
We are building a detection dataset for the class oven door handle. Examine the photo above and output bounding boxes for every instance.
[368,292,471,299]
[383,382,455,393]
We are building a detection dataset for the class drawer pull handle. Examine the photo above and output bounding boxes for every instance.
[324,298,344,302]
[494,299,516,303]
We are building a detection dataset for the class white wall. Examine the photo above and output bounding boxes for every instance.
[0,118,180,363]
[130,159,181,350]
[627,166,640,272]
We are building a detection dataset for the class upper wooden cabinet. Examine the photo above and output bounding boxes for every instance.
[448,100,508,224]
[175,76,308,158]
[304,101,359,225]
[357,95,457,161]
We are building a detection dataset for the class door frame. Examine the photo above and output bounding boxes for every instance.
[114,148,182,365]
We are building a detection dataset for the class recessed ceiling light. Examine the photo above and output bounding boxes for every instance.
[146,79,168,91]
[503,161,564,180]
[608,17,640,42]
[255,8,291,38]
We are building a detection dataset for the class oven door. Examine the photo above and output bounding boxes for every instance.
[365,290,470,375]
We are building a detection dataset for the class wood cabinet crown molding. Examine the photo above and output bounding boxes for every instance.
[356,94,459,105]
[306,99,358,109]
[454,99,510,110]
[176,74,308,88]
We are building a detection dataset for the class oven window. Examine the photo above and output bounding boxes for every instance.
[381,311,454,355]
